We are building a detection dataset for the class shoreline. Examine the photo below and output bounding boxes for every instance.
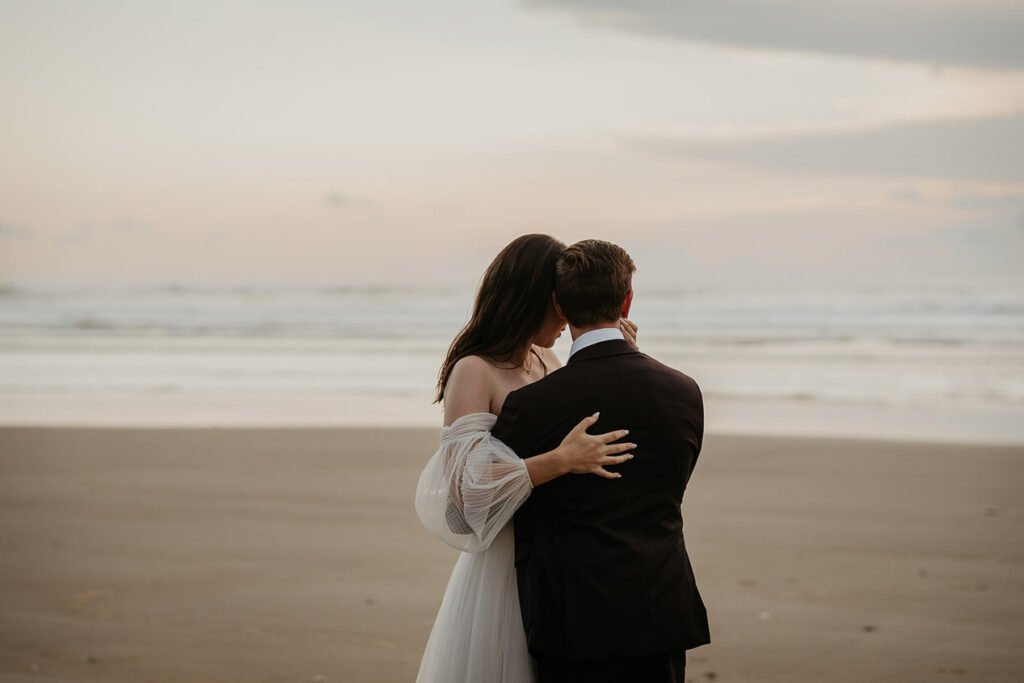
[2,422,1023,448]
[3,393,1023,446]
[2,427,1022,682]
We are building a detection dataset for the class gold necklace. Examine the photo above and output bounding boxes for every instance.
[525,348,543,377]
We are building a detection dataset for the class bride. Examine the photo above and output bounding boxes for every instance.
[414,234,638,682]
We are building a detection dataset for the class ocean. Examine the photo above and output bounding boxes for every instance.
[1,283,1022,443]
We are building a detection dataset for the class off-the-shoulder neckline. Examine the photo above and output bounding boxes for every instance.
[441,411,498,430]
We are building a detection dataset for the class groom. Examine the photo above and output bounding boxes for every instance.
[491,239,709,683]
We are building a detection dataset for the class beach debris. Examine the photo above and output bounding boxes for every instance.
[982,506,1001,517]
[313,675,327,682]
[69,587,115,613]
[918,569,928,578]
[737,578,757,586]
[936,666,966,675]
[30,664,39,672]
[757,611,772,621]
[861,625,876,633]
[703,672,718,680]
[364,597,375,606]
[87,656,99,663]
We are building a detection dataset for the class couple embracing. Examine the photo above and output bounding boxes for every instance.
[415,236,709,683]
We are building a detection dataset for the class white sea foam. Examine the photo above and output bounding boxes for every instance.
[1,283,1022,441]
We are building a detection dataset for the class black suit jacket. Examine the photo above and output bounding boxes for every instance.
[491,338,710,661]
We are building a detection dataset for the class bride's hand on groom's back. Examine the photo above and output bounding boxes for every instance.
[556,413,635,480]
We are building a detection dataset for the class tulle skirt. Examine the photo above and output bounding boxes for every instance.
[416,523,534,682]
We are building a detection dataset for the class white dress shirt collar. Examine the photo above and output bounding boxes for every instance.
[568,326,626,359]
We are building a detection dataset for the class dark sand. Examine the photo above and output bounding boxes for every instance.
[1,427,1021,682]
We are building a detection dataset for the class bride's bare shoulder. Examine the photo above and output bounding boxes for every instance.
[447,356,500,394]
[444,355,499,422]
[450,354,499,381]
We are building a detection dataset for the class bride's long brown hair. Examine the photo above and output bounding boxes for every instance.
[435,234,566,403]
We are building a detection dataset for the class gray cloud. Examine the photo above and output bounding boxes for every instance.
[112,217,148,232]
[625,114,1024,182]
[325,191,350,207]
[56,222,93,244]
[0,222,35,239]
[324,191,374,208]
[525,0,1024,69]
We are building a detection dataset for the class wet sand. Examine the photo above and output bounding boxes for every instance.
[1,427,1021,682]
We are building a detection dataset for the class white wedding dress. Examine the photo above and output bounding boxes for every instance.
[414,411,536,683]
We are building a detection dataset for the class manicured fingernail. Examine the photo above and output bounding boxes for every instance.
[592,411,600,418]
[630,443,637,448]
[627,454,634,459]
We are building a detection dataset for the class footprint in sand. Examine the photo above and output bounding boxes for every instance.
[68,588,115,619]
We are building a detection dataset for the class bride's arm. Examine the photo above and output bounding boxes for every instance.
[443,356,634,485]
[417,356,532,551]
[417,357,635,552]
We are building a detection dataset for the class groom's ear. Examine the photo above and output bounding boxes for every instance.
[620,289,634,318]
[552,292,567,322]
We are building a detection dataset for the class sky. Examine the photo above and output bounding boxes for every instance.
[1,0,1022,291]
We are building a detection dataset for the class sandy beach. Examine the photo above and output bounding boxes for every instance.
[1,426,1021,682]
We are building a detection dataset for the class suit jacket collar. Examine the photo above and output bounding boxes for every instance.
[566,338,639,365]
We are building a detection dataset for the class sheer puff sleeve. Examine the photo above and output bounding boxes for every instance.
[415,412,533,553]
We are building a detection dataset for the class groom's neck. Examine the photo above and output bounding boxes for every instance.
[568,321,620,341]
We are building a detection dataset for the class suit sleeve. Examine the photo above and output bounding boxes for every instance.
[685,378,705,484]
[693,378,705,457]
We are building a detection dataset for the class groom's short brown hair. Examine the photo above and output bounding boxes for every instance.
[555,239,636,328]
